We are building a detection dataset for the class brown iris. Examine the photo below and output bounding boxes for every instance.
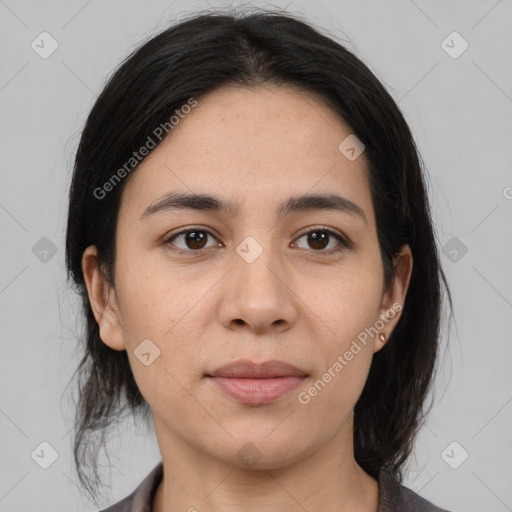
[183,230,208,250]
[306,231,330,250]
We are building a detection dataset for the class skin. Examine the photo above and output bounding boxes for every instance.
[82,84,412,512]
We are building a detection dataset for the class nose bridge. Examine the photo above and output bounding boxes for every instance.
[234,232,283,292]
[219,230,297,332]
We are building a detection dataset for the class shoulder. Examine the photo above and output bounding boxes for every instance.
[378,469,454,512]
[97,462,163,512]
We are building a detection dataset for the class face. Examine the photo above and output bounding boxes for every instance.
[83,84,412,470]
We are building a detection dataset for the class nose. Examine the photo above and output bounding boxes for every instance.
[218,237,298,336]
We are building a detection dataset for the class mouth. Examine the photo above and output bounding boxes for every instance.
[206,359,308,406]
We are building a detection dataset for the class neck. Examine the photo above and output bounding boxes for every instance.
[152,418,379,512]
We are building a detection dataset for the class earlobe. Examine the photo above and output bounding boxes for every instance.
[374,332,388,353]
[81,245,126,351]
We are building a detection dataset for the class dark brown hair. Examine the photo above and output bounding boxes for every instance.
[65,6,453,503]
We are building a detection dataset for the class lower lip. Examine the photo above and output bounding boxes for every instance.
[208,376,306,406]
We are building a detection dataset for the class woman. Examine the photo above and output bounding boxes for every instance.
[65,7,455,512]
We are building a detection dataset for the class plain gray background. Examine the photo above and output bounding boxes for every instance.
[1,0,511,510]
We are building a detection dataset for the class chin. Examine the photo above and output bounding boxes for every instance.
[211,432,316,471]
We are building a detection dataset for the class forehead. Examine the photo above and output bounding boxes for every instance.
[119,84,374,223]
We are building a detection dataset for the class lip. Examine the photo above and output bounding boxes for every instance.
[206,359,308,406]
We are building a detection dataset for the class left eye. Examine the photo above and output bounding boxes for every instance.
[164,228,348,254]
[293,229,348,252]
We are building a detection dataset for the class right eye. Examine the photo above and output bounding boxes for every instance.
[164,228,222,254]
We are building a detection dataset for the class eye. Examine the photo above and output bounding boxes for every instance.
[163,227,350,255]
[293,228,349,253]
[164,228,221,253]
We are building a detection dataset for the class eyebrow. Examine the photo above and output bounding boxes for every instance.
[140,191,367,225]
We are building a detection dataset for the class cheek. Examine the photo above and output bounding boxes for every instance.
[111,255,199,394]
[117,274,202,417]
[303,260,383,340]
[301,262,382,402]
[114,248,195,339]
[298,332,375,424]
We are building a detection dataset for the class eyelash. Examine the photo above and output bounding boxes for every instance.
[163,227,350,256]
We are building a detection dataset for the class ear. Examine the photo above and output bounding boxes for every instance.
[81,245,126,351]
[374,244,413,353]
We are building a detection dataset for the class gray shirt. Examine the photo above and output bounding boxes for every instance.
[99,462,452,512]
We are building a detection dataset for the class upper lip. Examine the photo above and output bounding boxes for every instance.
[207,359,308,378]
